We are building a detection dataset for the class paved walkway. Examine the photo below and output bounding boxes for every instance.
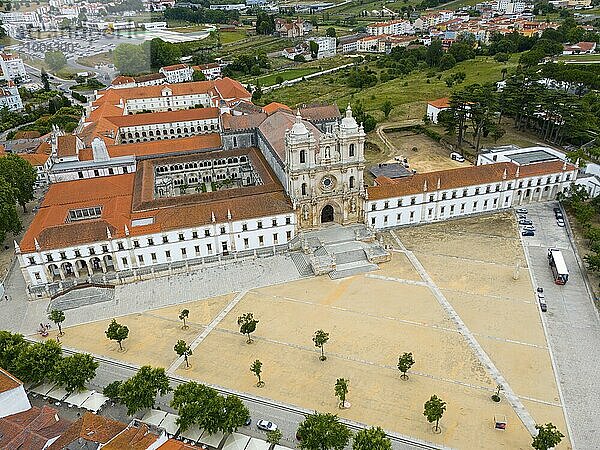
[390,230,538,436]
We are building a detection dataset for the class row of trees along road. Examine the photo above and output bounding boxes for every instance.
[0,329,98,393]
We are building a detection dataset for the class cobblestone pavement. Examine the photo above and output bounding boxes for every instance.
[521,202,600,449]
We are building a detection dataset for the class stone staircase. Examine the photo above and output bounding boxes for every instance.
[329,247,378,280]
[290,252,314,277]
[49,286,115,311]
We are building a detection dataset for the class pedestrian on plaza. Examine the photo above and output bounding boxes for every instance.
[4,295,8,302]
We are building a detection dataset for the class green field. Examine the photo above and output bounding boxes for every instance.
[261,55,518,122]
[220,30,248,44]
[255,67,320,86]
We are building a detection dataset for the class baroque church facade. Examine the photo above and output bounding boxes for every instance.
[222,104,365,229]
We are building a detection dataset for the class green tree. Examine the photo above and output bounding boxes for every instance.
[426,39,444,67]
[40,69,50,91]
[113,43,150,75]
[439,53,456,70]
[174,339,192,368]
[119,365,171,415]
[275,75,284,85]
[48,309,65,336]
[221,394,250,434]
[423,395,446,432]
[397,352,414,380]
[147,38,182,69]
[105,319,129,351]
[532,423,564,450]
[313,329,329,361]
[267,429,283,445]
[192,70,206,81]
[294,54,306,63]
[51,353,98,393]
[238,313,259,343]
[172,381,221,433]
[326,27,336,38]
[353,426,391,450]
[380,100,393,119]
[14,339,62,383]
[309,40,319,59]
[103,380,122,401]
[0,178,22,243]
[179,308,189,329]
[0,153,37,212]
[250,359,264,387]
[44,51,67,71]
[494,52,509,63]
[334,378,349,408]
[0,330,28,373]
[297,412,351,450]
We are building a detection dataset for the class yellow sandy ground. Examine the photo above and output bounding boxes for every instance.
[49,214,571,449]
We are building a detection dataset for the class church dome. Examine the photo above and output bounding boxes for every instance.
[291,110,309,136]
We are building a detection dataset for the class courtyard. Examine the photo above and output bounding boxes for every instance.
[43,212,571,449]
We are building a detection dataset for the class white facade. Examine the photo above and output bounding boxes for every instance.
[426,102,448,124]
[367,20,414,36]
[575,163,600,197]
[19,212,296,286]
[0,370,30,419]
[477,145,567,165]
[159,65,194,84]
[123,87,214,114]
[365,166,576,230]
[118,116,221,143]
[0,53,29,82]
[196,64,221,80]
[0,84,23,111]
[307,37,337,59]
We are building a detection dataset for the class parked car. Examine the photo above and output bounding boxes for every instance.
[450,152,465,162]
[537,291,545,301]
[539,298,547,312]
[553,207,561,215]
[522,230,535,236]
[518,214,527,220]
[537,286,544,293]
[557,218,565,227]
[244,417,251,426]
[522,225,536,231]
[519,219,533,225]
[555,211,564,219]
[257,420,278,432]
[516,208,528,214]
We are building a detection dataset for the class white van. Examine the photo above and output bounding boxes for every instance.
[450,152,465,162]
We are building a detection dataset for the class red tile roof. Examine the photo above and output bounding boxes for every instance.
[102,423,158,450]
[105,107,219,128]
[0,405,71,450]
[263,102,292,115]
[161,64,189,71]
[427,97,450,109]
[46,412,127,450]
[367,161,575,200]
[213,77,251,101]
[56,135,78,158]
[0,368,22,393]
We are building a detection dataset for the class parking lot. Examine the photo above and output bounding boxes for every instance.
[519,202,600,449]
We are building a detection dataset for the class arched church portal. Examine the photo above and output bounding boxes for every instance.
[321,205,334,223]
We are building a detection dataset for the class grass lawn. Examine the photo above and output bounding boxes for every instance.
[76,51,113,68]
[220,30,248,44]
[262,55,518,122]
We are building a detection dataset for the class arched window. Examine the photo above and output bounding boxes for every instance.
[233,137,238,147]
[349,176,355,189]
[349,143,355,157]
[301,183,307,196]
[324,146,331,159]
[300,150,306,164]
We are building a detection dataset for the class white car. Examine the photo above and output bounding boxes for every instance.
[257,420,278,432]
[516,208,528,214]
[557,218,565,227]
[450,152,465,162]
[522,225,536,231]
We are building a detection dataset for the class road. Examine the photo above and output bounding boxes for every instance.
[57,346,441,450]
[520,202,600,449]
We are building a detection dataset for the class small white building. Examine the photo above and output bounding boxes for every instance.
[142,21,167,30]
[575,163,600,197]
[0,53,29,83]
[0,368,30,419]
[159,64,194,84]
[477,145,567,166]
[193,63,222,80]
[426,97,450,124]
[0,83,23,111]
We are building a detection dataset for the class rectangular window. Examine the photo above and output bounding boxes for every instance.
[257,221,263,229]
[78,171,84,179]
[273,233,278,244]
[428,208,433,217]
[162,236,169,243]
[166,250,171,258]
[137,255,144,264]
[243,238,249,249]
[28,257,35,265]
[122,257,128,266]
[409,211,414,221]
[46,254,53,262]
[259,236,264,246]
[94,170,99,177]
[486,186,491,193]
[397,199,403,207]
[179,233,185,241]
[123,167,128,174]
[272,219,277,227]
[286,230,292,240]
[207,244,212,254]
[384,201,389,209]
[461,203,465,212]
[410,197,416,205]
[108,168,114,175]
[566,174,571,181]
[34,272,41,280]
[68,206,103,222]
[181,248,187,257]
[102,245,108,253]
[205,229,210,237]
[383,215,388,224]
[371,204,376,211]
[195,245,200,255]
[133,240,140,248]
[88,247,95,255]
[147,238,154,246]
[286,217,291,225]
[493,198,498,206]
[463,189,468,197]
[371,217,375,226]
[429,194,434,202]
[117,242,124,251]
[475,188,480,195]
[60,252,67,260]
[220,226,226,235]
[495,184,500,192]
[74,250,81,258]
[151,253,157,262]
[242,224,248,231]
[440,206,445,215]
[450,205,454,214]
[473,201,478,211]
[452,191,457,199]
[507,183,512,189]
[484,200,488,209]
[192,231,198,239]
[397,213,401,221]
[442,193,447,200]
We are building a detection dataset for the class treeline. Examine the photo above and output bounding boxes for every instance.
[0,330,98,394]
[223,53,270,77]
[164,6,239,24]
